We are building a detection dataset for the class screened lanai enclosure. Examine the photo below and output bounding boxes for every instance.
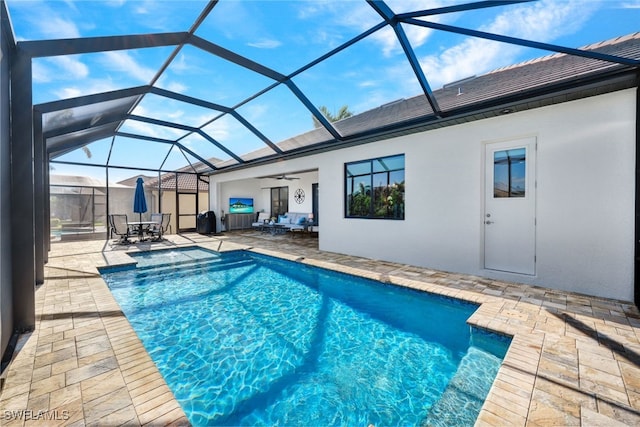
[1,0,639,342]
[49,172,209,241]
[6,0,637,242]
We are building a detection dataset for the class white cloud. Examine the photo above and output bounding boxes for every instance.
[165,81,188,93]
[121,118,185,140]
[54,87,84,99]
[105,0,127,7]
[247,39,282,49]
[48,56,90,79]
[421,38,511,89]
[169,54,191,73]
[52,79,121,100]
[32,61,52,84]
[134,1,152,15]
[621,1,640,8]
[155,74,189,94]
[358,80,378,88]
[485,0,594,41]
[101,51,156,83]
[418,0,598,88]
[167,110,185,121]
[32,56,88,86]
[202,117,232,141]
[38,14,81,39]
[132,103,183,124]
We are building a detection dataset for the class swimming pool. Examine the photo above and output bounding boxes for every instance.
[100,247,511,426]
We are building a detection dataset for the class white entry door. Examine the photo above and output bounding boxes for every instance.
[484,138,536,275]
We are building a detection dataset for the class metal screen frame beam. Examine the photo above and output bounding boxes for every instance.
[403,18,640,67]
[127,114,244,164]
[150,87,283,154]
[398,0,534,19]
[115,131,218,172]
[35,86,148,113]
[367,1,442,117]
[19,32,189,58]
[10,47,35,331]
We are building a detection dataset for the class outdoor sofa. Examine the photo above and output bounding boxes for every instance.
[252,212,311,232]
[276,212,311,231]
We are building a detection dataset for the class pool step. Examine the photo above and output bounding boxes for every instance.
[421,346,502,427]
[135,257,253,279]
[133,252,248,272]
[106,256,255,287]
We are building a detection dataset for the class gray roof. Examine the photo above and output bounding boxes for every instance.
[213,32,640,170]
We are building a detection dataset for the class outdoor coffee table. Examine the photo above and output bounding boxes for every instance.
[261,223,287,235]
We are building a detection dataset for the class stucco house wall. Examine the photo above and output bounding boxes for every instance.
[210,88,636,302]
[214,172,317,230]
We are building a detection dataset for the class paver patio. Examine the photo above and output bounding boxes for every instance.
[1,231,639,426]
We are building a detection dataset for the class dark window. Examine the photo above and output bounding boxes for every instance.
[270,186,289,217]
[345,154,405,219]
[494,148,526,198]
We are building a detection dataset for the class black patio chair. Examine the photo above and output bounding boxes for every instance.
[109,214,132,244]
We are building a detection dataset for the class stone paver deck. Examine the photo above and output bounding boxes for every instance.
[1,231,640,426]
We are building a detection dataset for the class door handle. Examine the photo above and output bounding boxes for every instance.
[485,220,494,224]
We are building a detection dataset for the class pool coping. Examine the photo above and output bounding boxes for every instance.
[242,245,640,426]
[1,234,639,426]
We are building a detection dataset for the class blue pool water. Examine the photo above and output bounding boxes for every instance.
[100,247,511,426]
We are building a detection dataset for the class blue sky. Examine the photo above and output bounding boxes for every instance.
[6,0,640,182]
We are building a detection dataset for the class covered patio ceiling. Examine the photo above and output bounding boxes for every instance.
[7,0,640,177]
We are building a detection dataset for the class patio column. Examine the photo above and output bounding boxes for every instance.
[10,46,35,331]
[34,109,45,283]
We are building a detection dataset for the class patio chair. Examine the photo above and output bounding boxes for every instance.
[145,213,162,240]
[252,212,270,231]
[148,213,171,241]
[109,214,132,244]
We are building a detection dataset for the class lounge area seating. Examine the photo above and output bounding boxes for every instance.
[252,212,270,230]
[276,212,311,232]
[251,212,315,235]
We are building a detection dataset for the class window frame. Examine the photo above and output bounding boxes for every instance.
[344,154,405,220]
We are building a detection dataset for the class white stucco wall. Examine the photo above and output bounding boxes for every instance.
[213,170,319,229]
[210,89,636,302]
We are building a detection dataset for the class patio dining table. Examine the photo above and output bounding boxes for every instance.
[128,220,160,241]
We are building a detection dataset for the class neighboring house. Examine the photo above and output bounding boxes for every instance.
[48,167,210,240]
[118,167,211,233]
[208,33,640,303]
[49,174,136,240]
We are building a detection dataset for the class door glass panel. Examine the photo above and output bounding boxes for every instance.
[270,187,289,217]
[494,148,526,198]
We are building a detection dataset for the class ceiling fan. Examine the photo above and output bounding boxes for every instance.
[270,174,300,180]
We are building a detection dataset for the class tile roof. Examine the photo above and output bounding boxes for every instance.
[118,159,217,191]
[144,171,209,192]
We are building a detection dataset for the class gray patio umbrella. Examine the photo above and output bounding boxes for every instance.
[133,177,147,223]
